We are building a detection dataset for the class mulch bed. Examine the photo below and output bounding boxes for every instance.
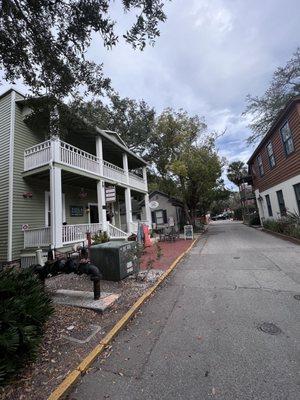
[0,239,193,400]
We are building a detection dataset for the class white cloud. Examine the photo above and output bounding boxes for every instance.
[1,0,299,169]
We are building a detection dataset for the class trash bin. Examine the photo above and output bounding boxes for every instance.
[89,241,139,281]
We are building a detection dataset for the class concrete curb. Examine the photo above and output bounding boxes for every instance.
[48,237,199,400]
[261,227,300,245]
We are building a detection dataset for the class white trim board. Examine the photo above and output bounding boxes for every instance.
[45,191,66,226]
[7,91,16,261]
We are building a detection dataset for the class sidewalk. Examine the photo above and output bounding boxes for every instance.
[140,239,194,271]
[69,222,300,400]
[1,239,196,400]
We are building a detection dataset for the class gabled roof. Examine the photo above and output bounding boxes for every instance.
[140,190,184,208]
[0,87,26,101]
[247,96,300,164]
[7,88,147,167]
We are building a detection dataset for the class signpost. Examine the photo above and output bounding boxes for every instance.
[105,186,116,203]
[184,225,194,240]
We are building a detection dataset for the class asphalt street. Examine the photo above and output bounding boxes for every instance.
[69,221,300,400]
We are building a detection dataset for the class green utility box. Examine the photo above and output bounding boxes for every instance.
[89,241,139,281]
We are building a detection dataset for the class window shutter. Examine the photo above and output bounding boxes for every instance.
[151,211,156,223]
[163,210,167,223]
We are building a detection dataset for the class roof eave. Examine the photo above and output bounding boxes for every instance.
[247,96,300,165]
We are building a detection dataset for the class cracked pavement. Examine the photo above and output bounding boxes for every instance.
[69,221,300,400]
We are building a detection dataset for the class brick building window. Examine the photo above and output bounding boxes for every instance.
[280,121,294,155]
[266,142,276,168]
[265,194,273,217]
[276,190,286,216]
[294,183,300,213]
[257,154,264,177]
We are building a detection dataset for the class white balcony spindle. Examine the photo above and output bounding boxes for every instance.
[24,139,147,191]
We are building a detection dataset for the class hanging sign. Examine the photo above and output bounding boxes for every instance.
[184,225,194,240]
[105,186,116,203]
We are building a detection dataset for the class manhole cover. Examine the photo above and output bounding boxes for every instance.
[233,257,240,260]
[258,322,282,335]
[294,294,300,300]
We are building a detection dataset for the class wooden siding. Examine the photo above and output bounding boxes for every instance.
[12,95,47,259]
[64,185,97,225]
[250,104,300,192]
[0,92,12,261]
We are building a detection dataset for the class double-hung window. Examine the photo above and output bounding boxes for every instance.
[257,154,264,177]
[265,194,273,217]
[266,142,276,168]
[294,183,300,213]
[280,121,294,155]
[276,190,286,216]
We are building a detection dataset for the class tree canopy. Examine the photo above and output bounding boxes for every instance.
[244,47,300,143]
[147,109,222,222]
[72,93,155,155]
[227,161,247,187]
[0,0,167,98]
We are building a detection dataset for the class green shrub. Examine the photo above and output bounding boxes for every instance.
[0,268,53,385]
[263,217,300,240]
[249,213,261,226]
[92,231,110,244]
[234,207,243,220]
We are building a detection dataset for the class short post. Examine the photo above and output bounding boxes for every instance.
[93,279,101,300]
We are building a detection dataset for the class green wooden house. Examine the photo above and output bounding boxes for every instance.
[0,88,151,266]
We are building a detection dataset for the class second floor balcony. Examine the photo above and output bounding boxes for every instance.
[23,138,147,192]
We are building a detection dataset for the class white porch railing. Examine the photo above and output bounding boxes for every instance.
[24,227,51,248]
[62,223,103,244]
[129,172,146,191]
[24,140,51,170]
[103,160,126,183]
[24,139,146,191]
[23,223,128,248]
[107,223,128,239]
[60,141,100,175]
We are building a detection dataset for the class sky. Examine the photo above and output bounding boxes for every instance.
[1,0,299,189]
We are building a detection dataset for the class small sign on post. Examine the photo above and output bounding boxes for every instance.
[105,186,116,203]
[184,225,194,240]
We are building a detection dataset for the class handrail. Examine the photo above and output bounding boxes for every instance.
[103,160,125,173]
[24,140,51,155]
[107,223,128,238]
[60,141,99,162]
[129,171,144,181]
[23,140,147,192]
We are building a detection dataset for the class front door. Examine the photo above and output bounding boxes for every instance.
[90,205,99,223]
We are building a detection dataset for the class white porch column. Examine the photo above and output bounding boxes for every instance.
[50,166,63,248]
[50,135,61,162]
[125,187,133,233]
[144,193,151,226]
[122,153,129,184]
[142,166,148,192]
[97,180,108,231]
[96,135,103,176]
